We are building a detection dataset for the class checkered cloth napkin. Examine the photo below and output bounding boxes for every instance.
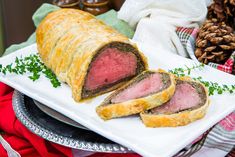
[175,27,235,157]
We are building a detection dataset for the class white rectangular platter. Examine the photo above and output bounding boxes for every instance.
[0,43,235,157]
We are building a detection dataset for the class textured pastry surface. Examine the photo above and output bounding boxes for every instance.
[36,9,148,101]
[96,70,176,120]
[140,77,210,127]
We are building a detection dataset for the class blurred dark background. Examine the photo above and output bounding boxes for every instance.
[0,0,51,50]
[0,0,125,55]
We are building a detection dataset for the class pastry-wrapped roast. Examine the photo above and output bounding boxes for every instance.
[141,77,209,127]
[96,70,176,120]
[36,9,148,101]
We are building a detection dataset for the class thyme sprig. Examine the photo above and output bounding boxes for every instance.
[169,63,205,77]
[194,76,235,95]
[0,54,61,88]
[169,63,235,96]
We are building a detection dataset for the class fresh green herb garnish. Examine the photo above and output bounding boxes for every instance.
[169,63,205,77]
[169,63,235,96]
[0,54,61,88]
[193,76,235,95]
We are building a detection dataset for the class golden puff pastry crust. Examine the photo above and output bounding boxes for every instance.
[140,76,210,127]
[36,9,148,101]
[96,70,176,120]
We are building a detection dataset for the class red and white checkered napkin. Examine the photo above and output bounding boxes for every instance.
[175,27,235,156]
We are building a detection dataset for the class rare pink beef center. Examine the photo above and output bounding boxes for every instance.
[85,48,137,91]
[111,73,164,104]
[151,83,201,114]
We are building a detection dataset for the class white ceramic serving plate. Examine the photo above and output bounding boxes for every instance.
[0,43,235,157]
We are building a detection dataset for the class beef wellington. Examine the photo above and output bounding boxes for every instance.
[36,9,148,101]
[140,76,209,127]
[96,70,176,120]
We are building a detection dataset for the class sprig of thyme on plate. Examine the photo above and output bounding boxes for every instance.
[168,63,205,77]
[194,76,235,95]
[169,63,235,96]
[0,54,61,88]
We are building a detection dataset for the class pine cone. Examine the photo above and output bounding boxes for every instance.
[207,0,235,29]
[195,18,235,64]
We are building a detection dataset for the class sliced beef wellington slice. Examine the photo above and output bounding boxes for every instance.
[96,70,176,120]
[140,77,209,127]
